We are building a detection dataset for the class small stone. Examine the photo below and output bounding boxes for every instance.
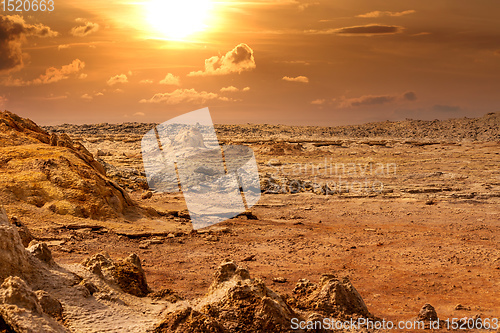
[272,277,287,283]
[141,191,153,199]
[205,235,219,242]
[35,290,63,319]
[418,303,438,321]
[455,304,471,311]
[139,241,151,249]
[242,254,256,262]
[80,280,99,295]
[27,241,54,265]
[74,284,91,298]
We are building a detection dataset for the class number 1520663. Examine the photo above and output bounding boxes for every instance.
[2,0,54,12]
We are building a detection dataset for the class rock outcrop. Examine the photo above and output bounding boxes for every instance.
[0,207,32,283]
[82,252,150,297]
[0,111,138,220]
[289,274,372,319]
[155,261,373,333]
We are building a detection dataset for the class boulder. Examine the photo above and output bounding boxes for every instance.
[0,208,32,282]
[290,274,372,319]
[27,242,55,265]
[0,277,68,333]
[35,290,63,319]
[82,253,150,297]
[156,261,299,333]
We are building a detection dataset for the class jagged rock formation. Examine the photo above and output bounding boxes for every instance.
[0,208,68,332]
[289,274,372,319]
[82,252,151,297]
[0,207,32,283]
[0,111,139,220]
[0,207,164,332]
[155,261,373,333]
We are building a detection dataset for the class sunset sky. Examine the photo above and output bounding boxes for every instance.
[1,0,500,125]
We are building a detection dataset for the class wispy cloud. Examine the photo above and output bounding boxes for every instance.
[220,86,250,92]
[139,89,233,104]
[282,75,309,83]
[311,99,326,105]
[70,19,99,37]
[81,93,93,101]
[308,24,402,35]
[340,91,417,108]
[357,10,416,18]
[1,59,85,86]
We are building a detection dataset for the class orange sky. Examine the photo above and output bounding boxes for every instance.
[1,0,500,125]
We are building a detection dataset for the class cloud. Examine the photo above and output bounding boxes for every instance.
[433,104,460,112]
[70,20,99,37]
[188,43,256,77]
[159,73,180,85]
[1,59,85,86]
[340,91,417,108]
[139,89,232,105]
[357,10,416,18]
[403,91,417,101]
[133,112,145,116]
[0,15,58,73]
[79,73,88,79]
[342,95,396,107]
[220,86,251,92]
[58,44,71,50]
[33,59,85,85]
[81,94,93,100]
[107,74,128,86]
[336,24,401,35]
[311,99,326,105]
[139,79,153,84]
[38,94,67,101]
[220,86,239,92]
[282,60,310,65]
[298,2,319,11]
[309,24,402,35]
[282,75,309,83]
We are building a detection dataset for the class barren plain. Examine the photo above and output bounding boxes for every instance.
[0,110,499,332]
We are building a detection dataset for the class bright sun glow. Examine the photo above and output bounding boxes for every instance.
[146,0,213,40]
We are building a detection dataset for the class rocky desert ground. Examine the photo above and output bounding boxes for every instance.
[0,110,499,332]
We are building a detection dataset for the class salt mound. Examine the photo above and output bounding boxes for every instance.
[156,260,297,333]
[290,274,372,319]
[0,207,32,283]
[156,261,374,333]
[82,252,151,297]
[168,127,206,150]
[0,111,139,220]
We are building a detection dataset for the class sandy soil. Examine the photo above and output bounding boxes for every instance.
[25,134,499,327]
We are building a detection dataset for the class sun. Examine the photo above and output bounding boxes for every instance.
[146,0,213,40]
